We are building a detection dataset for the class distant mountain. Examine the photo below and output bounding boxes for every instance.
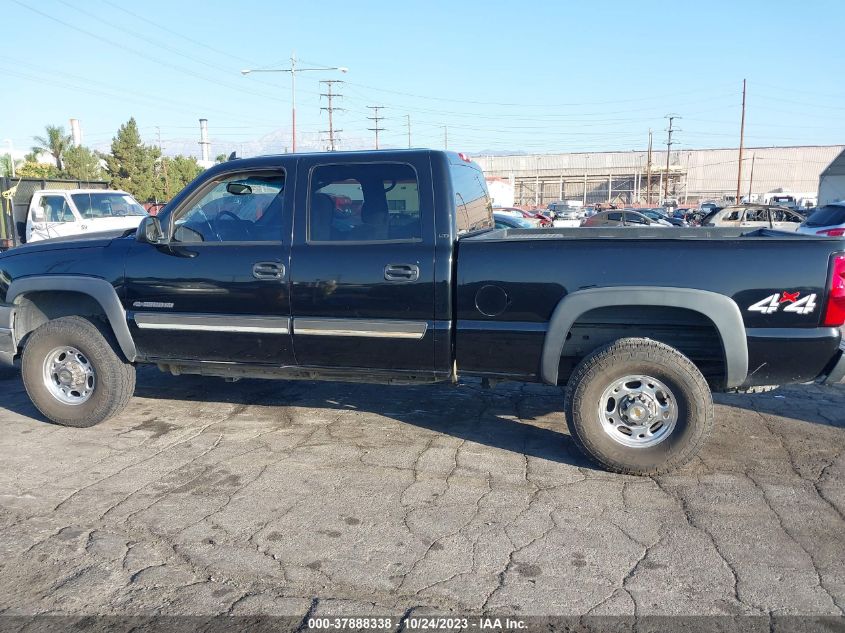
[469,150,528,157]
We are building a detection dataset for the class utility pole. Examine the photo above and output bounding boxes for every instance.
[736,78,747,203]
[241,54,348,154]
[405,114,411,149]
[747,153,756,203]
[320,80,344,151]
[664,115,680,201]
[442,125,448,150]
[646,129,653,205]
[367,106,385,150]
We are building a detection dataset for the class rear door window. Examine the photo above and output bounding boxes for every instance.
[309,163,421,242]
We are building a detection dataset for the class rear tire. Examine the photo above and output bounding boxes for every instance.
[21,316,136,427]
[564,337,713,475]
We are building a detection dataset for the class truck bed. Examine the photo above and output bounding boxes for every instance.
[455,226,844,388]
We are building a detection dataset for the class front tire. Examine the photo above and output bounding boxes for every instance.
[564,337,713,475]
[22,317,136,427]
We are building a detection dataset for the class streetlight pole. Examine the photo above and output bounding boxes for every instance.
[242,53,348,153]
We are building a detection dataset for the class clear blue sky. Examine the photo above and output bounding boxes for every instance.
[1,0,844,158]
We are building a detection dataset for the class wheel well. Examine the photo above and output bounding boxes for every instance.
[558,305,726,389]
[13,291,108,349]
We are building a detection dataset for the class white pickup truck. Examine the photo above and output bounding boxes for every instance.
[26,189,148,243]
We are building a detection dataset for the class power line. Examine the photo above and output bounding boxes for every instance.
[320,80,344,151]
[366,106,386,150]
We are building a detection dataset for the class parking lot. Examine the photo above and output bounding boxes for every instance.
[0,366,842,619]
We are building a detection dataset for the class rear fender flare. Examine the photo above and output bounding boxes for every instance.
[7,275,136,362]
[540,286,747,388]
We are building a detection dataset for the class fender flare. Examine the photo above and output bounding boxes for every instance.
[540,286,747,388]
[7,275,137,362]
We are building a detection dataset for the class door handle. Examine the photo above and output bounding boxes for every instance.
[252,261,285,280]
[384,263,420,282]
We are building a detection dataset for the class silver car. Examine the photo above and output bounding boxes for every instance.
[701,204,804,231]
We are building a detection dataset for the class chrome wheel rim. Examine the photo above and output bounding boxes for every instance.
[598,374,677,448]
[42,346,96,405]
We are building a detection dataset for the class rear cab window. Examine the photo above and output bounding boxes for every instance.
[450,160,493,234]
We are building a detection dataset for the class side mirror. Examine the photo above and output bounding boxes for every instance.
[32,207,45,223]
[137,215,165,244]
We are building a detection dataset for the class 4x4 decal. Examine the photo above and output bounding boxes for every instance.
[748,291,817,315]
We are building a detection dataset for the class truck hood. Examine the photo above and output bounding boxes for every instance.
[1,229,134,257]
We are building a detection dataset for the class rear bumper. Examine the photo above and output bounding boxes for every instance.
[0,304,16,367]
[820,340,845,385]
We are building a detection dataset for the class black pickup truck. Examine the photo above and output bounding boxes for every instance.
[1,150,844,474]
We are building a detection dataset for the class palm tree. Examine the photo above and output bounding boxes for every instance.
[32,125,72,171]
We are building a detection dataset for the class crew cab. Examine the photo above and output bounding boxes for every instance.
[26,189,147,243]
[1,150,844,475]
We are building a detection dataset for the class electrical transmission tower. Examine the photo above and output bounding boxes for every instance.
[320,80,344,151]
[663,114,681,201]
[367,106,386,149]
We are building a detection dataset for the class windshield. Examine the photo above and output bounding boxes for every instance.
[804,205,845,228]
[71,192,148,219]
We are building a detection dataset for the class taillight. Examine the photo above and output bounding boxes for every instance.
[822,253,845,326]
[817,228,845,237]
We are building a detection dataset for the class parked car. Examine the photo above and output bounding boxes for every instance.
[701,204,804,231]
[639,209,676,227]
[493,212,536,229]
[493,207,549,227]
[581,210,667,227]
[550,205,583,221]
[797,203,845,237]
[2,149,845,476]
[26,189,148,243]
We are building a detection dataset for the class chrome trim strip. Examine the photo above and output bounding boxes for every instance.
[134,313,290,334]
[293,317,428,340]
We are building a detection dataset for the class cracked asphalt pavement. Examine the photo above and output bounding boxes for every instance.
[0,365,843,618]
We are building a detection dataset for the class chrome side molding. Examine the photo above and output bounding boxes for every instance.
[134,313,290,335]
[294,317,427,340]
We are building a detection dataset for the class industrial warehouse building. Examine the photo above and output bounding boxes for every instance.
[474,145,844,207]
[818,148,845,206]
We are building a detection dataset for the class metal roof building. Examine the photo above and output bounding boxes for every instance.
[818,148,845,206]
[473,145,844,207]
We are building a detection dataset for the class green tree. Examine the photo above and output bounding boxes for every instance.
[32,125,73,170]
[61,146,108,182]
[104,118,160,201]
[159,155,203,200]
[0,154,20,177]
[215,153,228,164]
[17,162,60,179]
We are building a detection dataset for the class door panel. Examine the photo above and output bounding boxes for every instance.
[125,242,293,364]
[289,157,436,373]
[123,169,295,365]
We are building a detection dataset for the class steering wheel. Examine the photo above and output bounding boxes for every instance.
[213,210,253,241]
